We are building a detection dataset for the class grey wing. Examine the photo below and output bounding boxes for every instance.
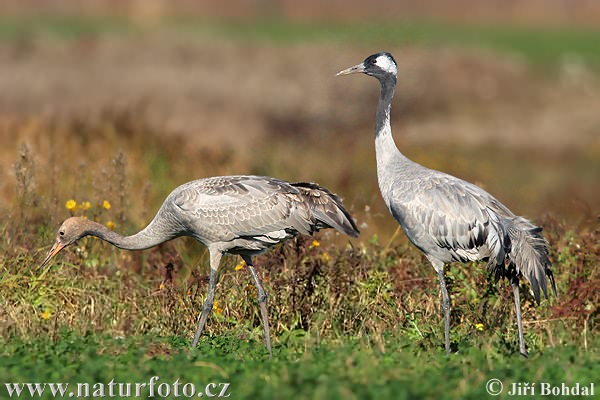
[390,175,512,264]
[169,176,314,243]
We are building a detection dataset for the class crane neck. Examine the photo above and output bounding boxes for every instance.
[83,211,180,251]
[375,75,405,163]
[375,77,396,138]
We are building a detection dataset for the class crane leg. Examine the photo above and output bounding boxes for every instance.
[191,251,222,348]
[511,279,528,357]
[437,268,452,355]
[243,255,272,359]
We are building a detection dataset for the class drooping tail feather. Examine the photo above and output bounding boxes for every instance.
[291,182,360,238]
[506,217,557,304]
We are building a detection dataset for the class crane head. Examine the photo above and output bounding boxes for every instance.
[336,52,397,79]
[40,217,90,267]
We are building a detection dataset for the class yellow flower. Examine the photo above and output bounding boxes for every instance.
[234,261,246,271]
[65,199,77,211]
[41,310,52,320]
[80,201,91,210]
[474,323,484,331]
[320,252,332,263]
[102,200,111,210]
[213,300,223,315]
[106,221,116,230]
[310,240,320,248]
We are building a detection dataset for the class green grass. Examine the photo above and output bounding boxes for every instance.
[0,332,597,400]
[1,15,600,68]
[0,14,130,39]
[1,214,596,398]
[204,19,600,67]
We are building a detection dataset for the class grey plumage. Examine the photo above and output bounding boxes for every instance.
[41,175,359,358]
[338,52,556,356]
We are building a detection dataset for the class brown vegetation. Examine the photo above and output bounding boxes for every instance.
[0,33,597,352]
[5,0,600,26]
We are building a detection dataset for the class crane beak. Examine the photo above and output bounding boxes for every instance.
[40,241,66,268]
[336,63,366,76]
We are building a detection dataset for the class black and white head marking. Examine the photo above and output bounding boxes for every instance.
[363,52,397,76]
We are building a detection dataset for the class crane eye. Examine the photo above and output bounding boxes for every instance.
[370,59,377,64]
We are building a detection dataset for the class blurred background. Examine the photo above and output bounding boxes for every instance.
[1,0,598,244]
[0,0,598,363]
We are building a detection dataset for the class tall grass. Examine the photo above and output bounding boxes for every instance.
[0,110,596,357]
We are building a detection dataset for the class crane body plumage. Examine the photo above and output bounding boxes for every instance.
[338,52,556,356]
[41,175,359,358]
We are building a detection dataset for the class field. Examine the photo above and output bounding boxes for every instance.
[0,13,599,399]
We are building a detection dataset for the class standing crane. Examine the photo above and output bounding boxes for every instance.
[337,52,556,356]
[41,175,359,358]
